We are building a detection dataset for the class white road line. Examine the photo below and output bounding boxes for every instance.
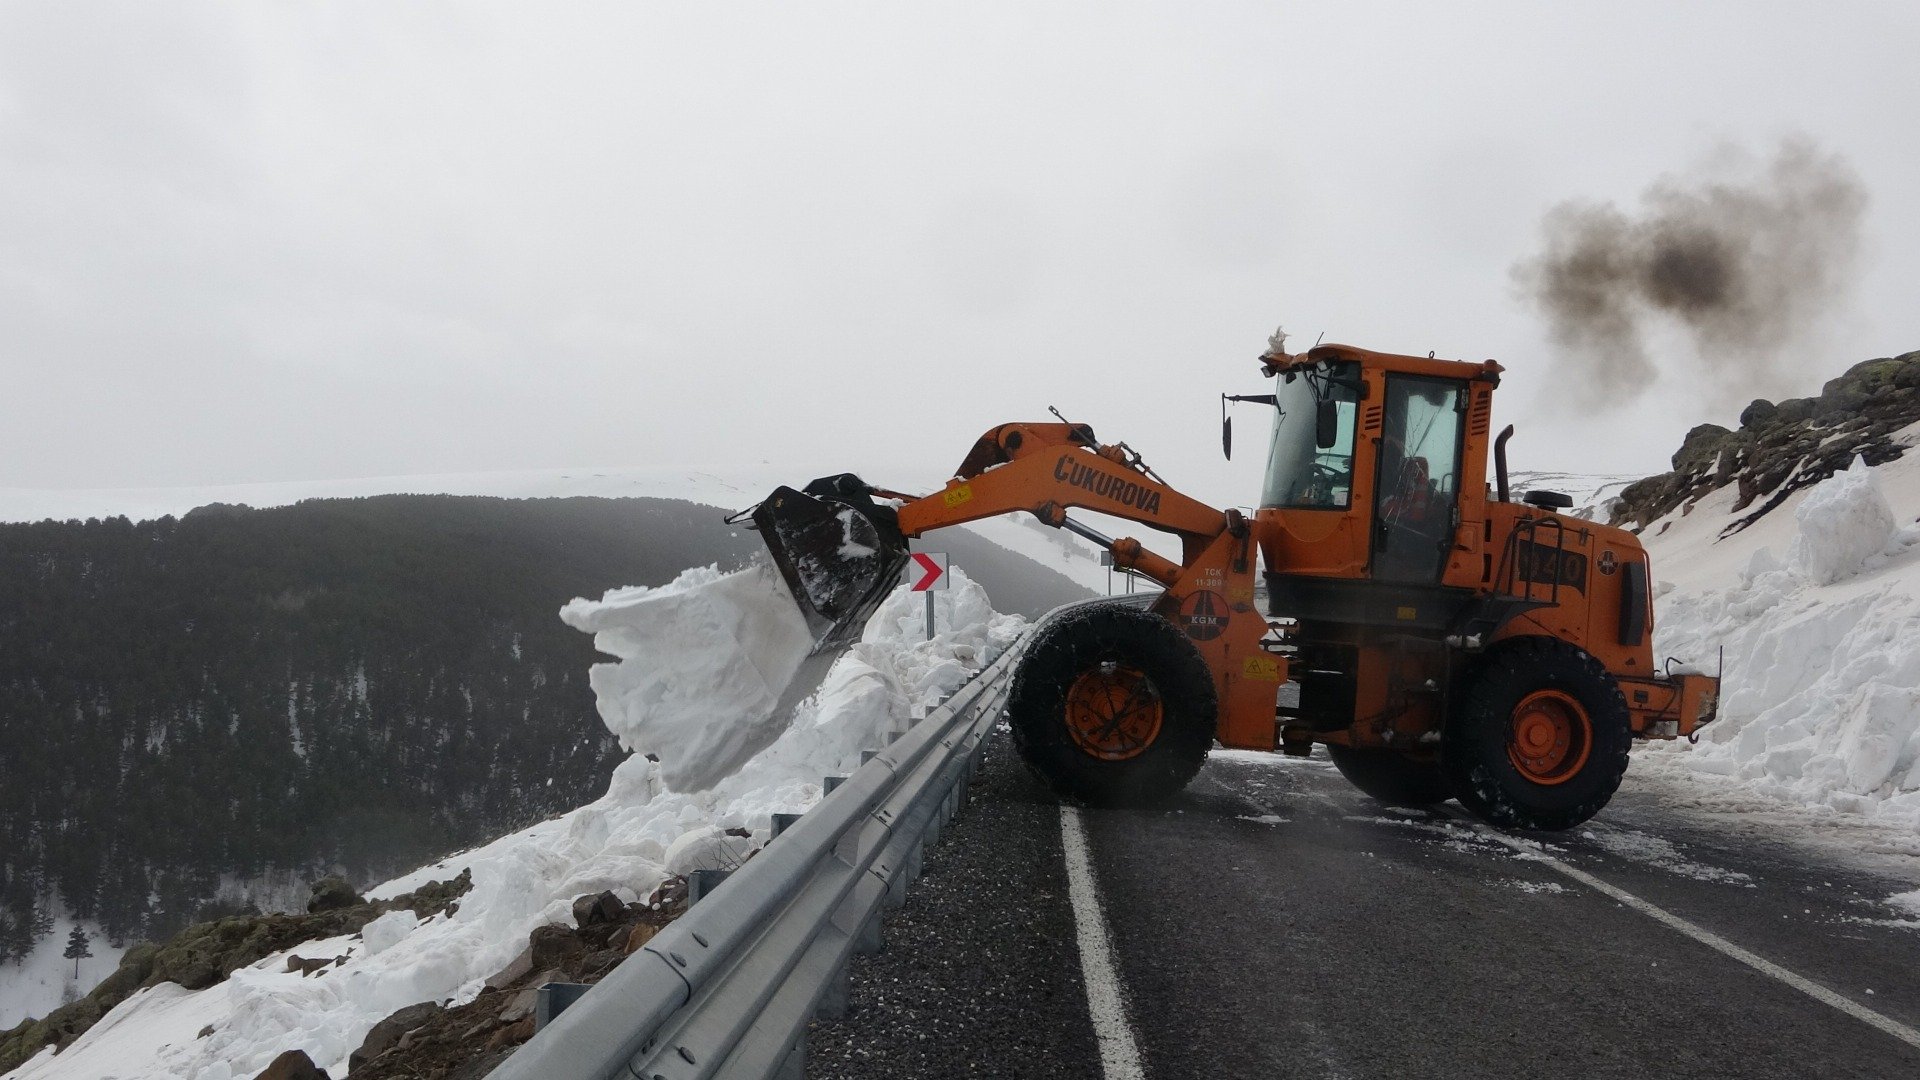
[1060,806,1147,1080]
[1475,827,1920,1052]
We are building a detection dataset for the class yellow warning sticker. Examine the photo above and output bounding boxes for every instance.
[1242,656,1281,681]
[944,485,974,508]
[1396,606,1417,621]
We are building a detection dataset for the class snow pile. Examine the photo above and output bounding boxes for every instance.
[1649,453,1920,828]
[1785,458,1900,585]
[559,564,814,791]
[14,565,1022,1079]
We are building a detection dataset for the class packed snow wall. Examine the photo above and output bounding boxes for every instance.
[1649,455,1920,827]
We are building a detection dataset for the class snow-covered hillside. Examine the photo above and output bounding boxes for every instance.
[1642,421,1920,828]
[0,920,123,1036]
[9,567,1022,1078]
[1506,470,1640,521]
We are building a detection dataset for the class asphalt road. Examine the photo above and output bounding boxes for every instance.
[809,737,1920,1080]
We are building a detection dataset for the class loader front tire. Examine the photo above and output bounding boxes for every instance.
[1443,637,1632,831]
[1008,604,1216,806]
[1328,747,1453,808]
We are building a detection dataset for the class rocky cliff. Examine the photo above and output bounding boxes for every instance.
[1610,349,1920,536]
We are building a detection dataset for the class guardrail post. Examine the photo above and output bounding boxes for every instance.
[687,868,732,905]
[924,813,943,847]
[881,864,908,911]
[855,908,884,954]
[776,1034,807,1080]
[815,962,851,1020]
[534,982,591,1030]
[770,812,802,839]
[823,775,846,794]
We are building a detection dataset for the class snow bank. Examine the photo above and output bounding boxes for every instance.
[559,564,813,791]
[1786,457,1900,586]
[1648,454,1920,828]
[15,566,1022,1079]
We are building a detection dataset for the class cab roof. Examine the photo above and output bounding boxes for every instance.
[1261,343,1504,384]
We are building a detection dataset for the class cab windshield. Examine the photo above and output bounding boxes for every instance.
[1261,361,1359,510]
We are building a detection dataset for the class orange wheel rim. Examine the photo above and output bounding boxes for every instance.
[1506,689,1592,785]
[1064,663,1164,761]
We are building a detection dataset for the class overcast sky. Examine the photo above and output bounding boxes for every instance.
[4,1,1917,512]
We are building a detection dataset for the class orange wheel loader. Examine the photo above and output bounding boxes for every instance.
[743,340,1719,830]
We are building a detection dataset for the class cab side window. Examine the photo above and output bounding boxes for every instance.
[1374,377,1465,581]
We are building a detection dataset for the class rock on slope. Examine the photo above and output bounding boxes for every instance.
[1614,350,1920,533]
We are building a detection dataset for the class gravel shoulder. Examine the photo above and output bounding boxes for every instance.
[804,733,1103,1080]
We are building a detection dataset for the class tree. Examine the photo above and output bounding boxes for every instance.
[64,926,92,978]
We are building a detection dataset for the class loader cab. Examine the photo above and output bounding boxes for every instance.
[1255,345,1500,628]
[1259,356,1467,586]
[1261,359,1360,511]
[1371,375,1467,583]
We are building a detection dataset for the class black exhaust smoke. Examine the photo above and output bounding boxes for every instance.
[1514,138,1868,407]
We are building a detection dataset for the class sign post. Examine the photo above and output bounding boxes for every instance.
[907,552,949,641]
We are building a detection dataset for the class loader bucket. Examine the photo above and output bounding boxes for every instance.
[749,474,910,655]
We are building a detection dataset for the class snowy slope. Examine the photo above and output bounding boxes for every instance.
[0,919,125,1032]
[1506,470,1640,522]
[1640,421,1920,829]
[10,567,1022,1079]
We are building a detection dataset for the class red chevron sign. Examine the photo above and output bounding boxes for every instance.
[909,552,949,592]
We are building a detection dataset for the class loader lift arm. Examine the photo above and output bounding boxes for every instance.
[752,418,1284,753]
[895,421,1232,584]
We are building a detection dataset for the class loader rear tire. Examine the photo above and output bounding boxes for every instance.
[1327,747,1452,808]
[1008,604,1216,806]
[1443,637,1631,831]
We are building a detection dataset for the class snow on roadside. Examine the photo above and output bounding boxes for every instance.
[1577,826,1754,885]
[1647,453,1920,830]
[558,564,814,792]
[13,566,1022,1079]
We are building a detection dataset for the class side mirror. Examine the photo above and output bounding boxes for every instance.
[1222,413,1233,460]
[1315,399,1339,449]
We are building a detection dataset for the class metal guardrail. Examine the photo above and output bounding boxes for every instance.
[487,625,1036,1080]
